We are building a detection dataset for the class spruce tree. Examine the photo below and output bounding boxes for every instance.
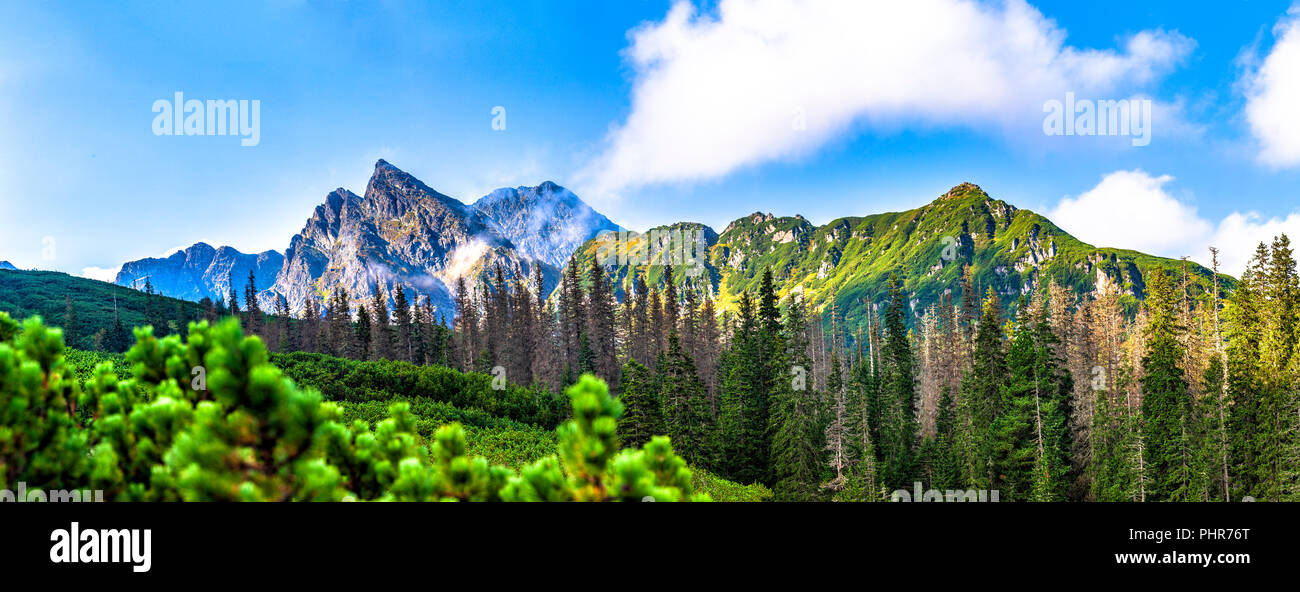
[393,285,413,363]
[243,270,262,337]
[769,295,824,501]
[617,359,661,448]
[659,331,714,468]
[958,287,1007,489]
[62,294,78,350]
[371,283,393,360]
[878,272,917,489]
[586,257,618,384]
[1140,268,1192,501]
[354,302,372,361]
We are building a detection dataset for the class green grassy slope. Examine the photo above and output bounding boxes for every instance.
[0,268,205,350]
[569,183,1235,327]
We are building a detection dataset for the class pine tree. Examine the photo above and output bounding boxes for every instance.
[659,331,714,469]
[662,261,679,341]
[453,276,475,371]
[327,288,352,358]
[878,272,917,489]
[631,272,652,366]
[143,278,168,337]
[617,359,661,449]
[586,257,618,384]
[648,288,665,369]
[769,295,825,501]
[243,270,262,337]
[958,287,1006,489]
[354,302,372,361]
[106,290,130,352]
[301,298,321,354]
[175,299,190,343]
[227,273,240,320]
[393,284,413,363]
[696,294,721,409]
[716,292,764,483]
[824,351,850,491]
[560,256,585,373]
[1140,268,1192,501]
[371,283,393,360]
[275,294,292,352]
[199,297,217,324]
[62,294,78,349]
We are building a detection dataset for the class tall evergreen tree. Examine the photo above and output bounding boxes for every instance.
[586,256,618,384]
[769,295,824,501]
[659,331,714,468]
[62,294,78,349]
[393,284,413,363]
[1140,268,1192,501]
[877,272,918,489]
[958,287,1007,489]
[243,270,262,337]
[356,303,371,359]
[617,359,661,449]
[371,283,393,360]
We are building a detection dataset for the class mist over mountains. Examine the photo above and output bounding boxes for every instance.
[114,160,616,318]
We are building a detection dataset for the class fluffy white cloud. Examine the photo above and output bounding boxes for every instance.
[1209,211,1300,275]
[579,0,1193,196]
[1244,4,1300,168]
[1050,170,1300,275]
[80,266,121,282]
[1049,170,1210,255]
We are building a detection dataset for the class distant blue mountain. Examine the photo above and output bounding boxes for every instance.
[115,243,284,307]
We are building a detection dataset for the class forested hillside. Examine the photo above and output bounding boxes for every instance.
[5,224,1295,502]
[565,183,1233,329]
[0,268,205,351]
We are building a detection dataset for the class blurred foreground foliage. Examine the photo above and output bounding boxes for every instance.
[0,312,707,502]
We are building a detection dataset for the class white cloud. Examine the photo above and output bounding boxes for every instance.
[579,0,1193,197]
[1243,4,1300,167]
[1208,211,1300,275]
[1050,170,1210,255]
[1050,170,1300,275]
[80,266,121,282]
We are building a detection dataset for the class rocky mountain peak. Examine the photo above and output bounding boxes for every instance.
[363,159,464,218]
[471,180,618,269]
[940,182,987,200]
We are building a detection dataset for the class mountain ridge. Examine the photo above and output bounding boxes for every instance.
[565,182,1230,327]
[111,164,1230,327]
[115,161,619,317]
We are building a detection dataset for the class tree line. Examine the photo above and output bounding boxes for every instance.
[116,235,1300,502]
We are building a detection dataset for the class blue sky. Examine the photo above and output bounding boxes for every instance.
[1,0,1298,278]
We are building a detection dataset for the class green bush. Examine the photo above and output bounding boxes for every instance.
[0,312,707,502]
[272,352,567,429]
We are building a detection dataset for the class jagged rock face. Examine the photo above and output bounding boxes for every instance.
[270,160,563,317]
[471,181,620,269]
[113,160,602,319]
[115,243,284,305]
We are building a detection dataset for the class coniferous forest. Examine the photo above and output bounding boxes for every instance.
[7,233,1298,503]
[11,1,1300,582]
